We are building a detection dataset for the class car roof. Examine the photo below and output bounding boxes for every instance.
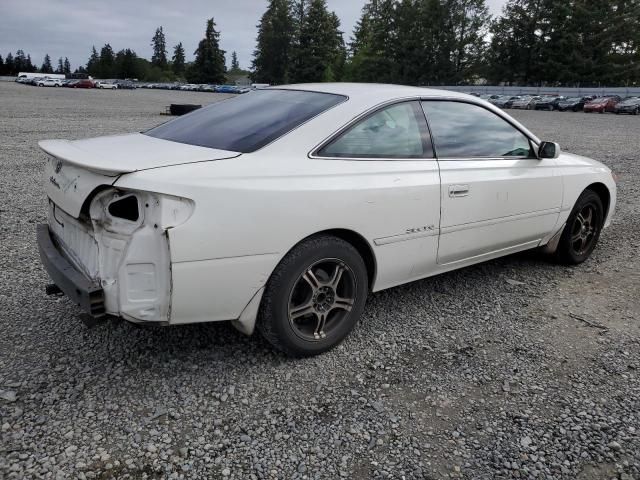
[274,82,471,102]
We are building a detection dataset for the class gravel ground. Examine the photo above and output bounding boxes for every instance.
[0,82,639,480]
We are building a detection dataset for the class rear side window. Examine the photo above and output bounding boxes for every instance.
[145,89,345,153]
[422,101,533,158]
[318,101,433,159]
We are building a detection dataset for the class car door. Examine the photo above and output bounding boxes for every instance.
[421,100,563,265]
[315,100,441,287]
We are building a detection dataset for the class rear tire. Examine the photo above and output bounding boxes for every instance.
[257,235,368,357]
[556,190,604,265]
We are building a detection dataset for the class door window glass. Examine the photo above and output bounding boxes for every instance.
[422,101,533,158]
[319,102,432,158]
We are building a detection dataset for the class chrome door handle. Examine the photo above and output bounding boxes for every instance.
[448,184,470,198]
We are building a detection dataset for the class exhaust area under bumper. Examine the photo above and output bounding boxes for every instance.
[37,224,106,317]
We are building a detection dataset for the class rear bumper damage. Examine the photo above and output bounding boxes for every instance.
[39,188,194,324]
[37,224,106,317]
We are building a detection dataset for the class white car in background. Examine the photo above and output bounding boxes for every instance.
[37,78,62,87]
[95,81,118,90]
[37,84,616,356]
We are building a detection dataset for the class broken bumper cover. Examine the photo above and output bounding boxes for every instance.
[37,224,106,317]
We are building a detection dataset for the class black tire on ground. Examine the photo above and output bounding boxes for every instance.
[634,108,640,116]
[556,189,604,265]
[257,235,368,357]
[573,106,579,112]
[549,105,554,111]
[169,104,202,116]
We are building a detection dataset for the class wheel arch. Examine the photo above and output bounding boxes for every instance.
[305,228,377,291]
[232,228,377,338]
[585,182,611,220]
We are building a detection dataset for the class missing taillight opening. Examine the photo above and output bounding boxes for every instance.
[108,195,139,222]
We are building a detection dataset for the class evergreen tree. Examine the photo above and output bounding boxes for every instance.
[486,0,543,85]
[187,18,226,83]
[98,44,116,78]
[289,0,308,80]
[390,0,428,84]
[151,26,168,68]
[570,0,617,86]
[56,57,64,73]
[63,57,71,74]
[252,0,293,84]
[289,0,345,83]
[231,51,240,71]
[41,54,53,73]
[328,12,347,81]
[445,0,491,84]
[87,46,100,76]
[14,50,27,72]
[114,48,140,79]
[172,42,186,76]
[346,0,396,83]
[26,54,36,72]
[5,53,14,75]
[0,55,4,76]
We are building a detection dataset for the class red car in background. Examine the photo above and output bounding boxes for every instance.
[583,96,621,113]
[73,79,95,89]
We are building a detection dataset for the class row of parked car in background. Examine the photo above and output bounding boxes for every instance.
[139,83,252,93]
[15,74,253,94]
[16,75,136,89]
[473,93,640,115]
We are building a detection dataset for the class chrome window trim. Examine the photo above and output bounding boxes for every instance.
[309,95,541,162]
[309,97,436,162]
[420,98,540,161]
[436,155,535,162]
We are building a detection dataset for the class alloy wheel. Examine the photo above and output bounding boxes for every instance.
[288,258,357,341]
[570,205,598,256]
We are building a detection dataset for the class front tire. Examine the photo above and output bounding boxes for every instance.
[258,235,368,357]
[556,190,604,265]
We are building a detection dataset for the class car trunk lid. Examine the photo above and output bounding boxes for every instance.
[40,133,240,218]
[39,133,240,174]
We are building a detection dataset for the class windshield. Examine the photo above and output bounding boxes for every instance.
[145,89,346,153]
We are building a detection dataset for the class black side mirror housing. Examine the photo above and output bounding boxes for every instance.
[539,141,561,159]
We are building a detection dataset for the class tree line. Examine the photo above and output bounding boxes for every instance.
[1,19,243,83]
[79,20,243,82]
[252,0,640,87]
[0,50,72,76]
[3,0,639,86]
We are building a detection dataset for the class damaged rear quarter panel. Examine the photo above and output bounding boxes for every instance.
[87,190,180,323]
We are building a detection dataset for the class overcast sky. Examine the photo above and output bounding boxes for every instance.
[0,0,507,71]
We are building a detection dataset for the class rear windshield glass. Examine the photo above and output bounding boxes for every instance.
[145,89,346,153]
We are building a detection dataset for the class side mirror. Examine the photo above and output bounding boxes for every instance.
[539,141,561,159]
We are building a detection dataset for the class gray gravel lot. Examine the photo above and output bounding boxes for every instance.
[0,82,639,479]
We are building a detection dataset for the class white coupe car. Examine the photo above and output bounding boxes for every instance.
[37,84,616,356]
